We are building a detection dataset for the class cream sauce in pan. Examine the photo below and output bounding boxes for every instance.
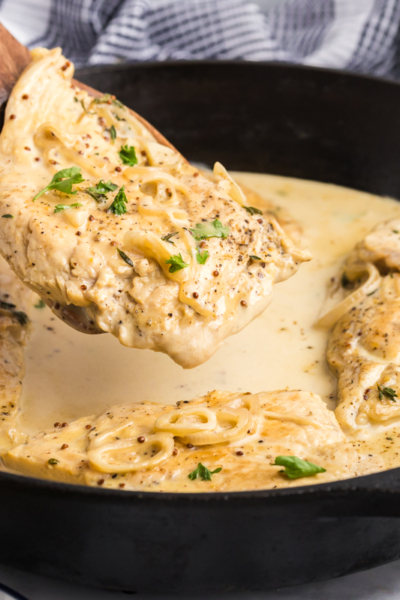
[18,172,400,477]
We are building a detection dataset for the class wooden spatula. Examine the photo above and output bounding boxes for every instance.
[0,22,185,334]
[0,22,182,154]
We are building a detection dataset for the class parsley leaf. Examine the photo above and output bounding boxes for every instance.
[93,94,124,109]
[2,214,13,218]
[33,167,84,201]
[196,249,209,264]
[161,232,178,244]
[119,145,138,167]
[250,255,261,260]
[109,125,116,143]
[117,248,133,267]
[190,219,230,241]
[109,186,128,215]
[86,180,118,203]
[54,203,81,213]
[188,463,222,481]
[244,206,263,216]
[377,384,398,402]
[48,458,59,465]
[273,455,326,480]
[34,299,46,309]
[165,253,189,273]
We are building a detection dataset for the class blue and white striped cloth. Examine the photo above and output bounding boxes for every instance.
[1,0,400,78]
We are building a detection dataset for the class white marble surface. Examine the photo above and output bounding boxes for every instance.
[1,559,400,600]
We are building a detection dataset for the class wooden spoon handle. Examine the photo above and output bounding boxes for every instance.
[0,23,31,107]
[0,22,183,157]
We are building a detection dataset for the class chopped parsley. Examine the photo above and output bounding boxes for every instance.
[119,145,138,166]
[33,167,84,201]
[165,253,189,273]
[109,125,116,143]
[393,230,399,234]
[34,299,46,309]
[48,458,59,465]
[0,300,29,325]
[161,232,178,244]
[273,455,326,480]
[196,249,209,265]
[109,186,127,215]
[93,94,124,109]
[244,206,263,216]
[377,384,398,402]
[86,180,118,203]
[250,255,261,260]
[54,203,81,213]
[117,248,133,267]
[190,219,229,241]
[367,289,378,296]
[2,214,13,218]
[188,463,222,481]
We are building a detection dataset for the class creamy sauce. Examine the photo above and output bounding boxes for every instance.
[19,172,400,448]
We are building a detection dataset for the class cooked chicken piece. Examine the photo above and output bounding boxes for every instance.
[0,48,310,368]
[4,389,382,491]
[325,219,400,436]
[0,258,35,450]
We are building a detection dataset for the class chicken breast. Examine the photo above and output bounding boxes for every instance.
[0,47,310,368]
[4,389,382,491]
[325,219,400,436]
[0,258,35,450]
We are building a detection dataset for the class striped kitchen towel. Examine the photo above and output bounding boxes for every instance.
[1,0,400,78]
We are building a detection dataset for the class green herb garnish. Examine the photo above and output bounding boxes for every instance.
[34,299,46,309]
[188,463,222,481]
[2,214,13,218]
[161,232,178,244]
[109,186,127,215]
[119,145,138,167]
[196,249,209,265]
[367,289,378,296]
[250,255,261,260]
[54,203,81,213]
[117,248,133,267]
[109,125,116,143]
[377,384,398,402]
[273,455,326,480]
[48,458,59,465]
[393,230,399,234]
[244,206,263,216]
[165,254,189,273]
[93,94,124,109]
[86,180,118,203]
[190,219,229,241]
[33,167,84,201]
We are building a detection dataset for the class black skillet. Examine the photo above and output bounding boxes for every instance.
[1,60,400,594]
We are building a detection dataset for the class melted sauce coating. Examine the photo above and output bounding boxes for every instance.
[18,172,400,480]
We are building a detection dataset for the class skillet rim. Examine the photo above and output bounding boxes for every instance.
[3,59,400,503]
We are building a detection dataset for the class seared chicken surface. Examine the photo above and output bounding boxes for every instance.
[324,219,400,437]
[3,389,382,491]
[0,48,310,368]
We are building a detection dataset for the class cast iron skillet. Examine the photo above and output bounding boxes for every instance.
[1,61,400,594]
